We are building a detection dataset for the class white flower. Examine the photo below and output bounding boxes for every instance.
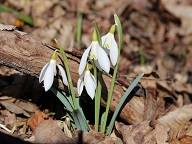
[102,25,118,66]
[39,51,68,91]
[77,66,97,99]
[78,31,110,75]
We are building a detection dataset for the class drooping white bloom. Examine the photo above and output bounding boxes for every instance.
[102,24,118,66]
[78,31,110,75]
[39,51,68,91]
[77,64,97,99]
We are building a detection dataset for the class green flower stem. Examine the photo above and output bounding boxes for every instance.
[101,14,122,133]
[91,60,99,131]
[95,71,102,131]
[54,39,78,110]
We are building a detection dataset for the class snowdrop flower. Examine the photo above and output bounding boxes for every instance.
[39,50,68,91]
[102,24,118,66]
[78,31,110,75]
[77,64,97,99]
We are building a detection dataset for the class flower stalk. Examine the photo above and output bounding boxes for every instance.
[101,14,123,133]
[54,39,78,110]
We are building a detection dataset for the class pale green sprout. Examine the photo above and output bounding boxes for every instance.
[39,50,68,91]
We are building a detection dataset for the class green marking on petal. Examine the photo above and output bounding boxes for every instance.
[104,43,110,49]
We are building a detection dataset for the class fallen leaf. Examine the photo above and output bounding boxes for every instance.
[0,110,16,125]
[115,121,153,144]
[17,100,38,113]
[157,104,192,141]
[34,119,72,144]
[0,101,30,117]
[27,110,46,131]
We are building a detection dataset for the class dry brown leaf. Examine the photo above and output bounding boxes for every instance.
[115,121,153,144]
[0,110,16,125]
[17,100,38,113]
[161,0,192,35]
[0,101,30,117]
[27,110,46,131]
[157,104,192,141]
[34,119,73,144]
[180,135,192,144]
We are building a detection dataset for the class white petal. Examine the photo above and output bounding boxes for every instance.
[78,45,91,75]
[90,73,97,89]
[85,72,96,99]
[50,59,57,76]
[39,62,49,83]
[57,64,68,86]
[101,33,109,47]
[110,36,118,66]
[97,46,110,73]
[77,74,84,96]
[90,41,98,60]
[94,59,102,71]
[43,62,54,91]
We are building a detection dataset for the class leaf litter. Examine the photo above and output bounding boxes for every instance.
[0,0,192,143]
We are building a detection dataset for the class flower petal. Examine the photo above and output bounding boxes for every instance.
[101,33,110,55]
[110,36,118,66]
[90,73,97,89]
[78,45,91,75]
[85,72,96,99]
[94,59,102,71]
[39,62,49,83]
[101,33,108,47]
[77,74,84,96]
[97,46,110,73]
[57,64,68,86]
[43,62,54,91]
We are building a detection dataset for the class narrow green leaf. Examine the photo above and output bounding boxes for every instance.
[76,98,90,131]
[106,73,144,135]
[50,87,73,112]
[93,21,102,46]
[72,109,89,131]
[54,39,78,110]
[100,112,105,132]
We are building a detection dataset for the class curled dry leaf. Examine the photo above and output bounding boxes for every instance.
[17,100,38,113]
[115,121,153,144]
[0,110,16,125]
[157,104,192,141]
[161,0,192,35]
[34,119,73,144]
[27,110,46,131]
[0,101,30,117]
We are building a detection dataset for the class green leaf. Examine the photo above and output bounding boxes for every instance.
[106,73,144,135]
[93,21,102,46]
[72,109,90,131]
[100,112,105,132]
[50,87,73,112]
